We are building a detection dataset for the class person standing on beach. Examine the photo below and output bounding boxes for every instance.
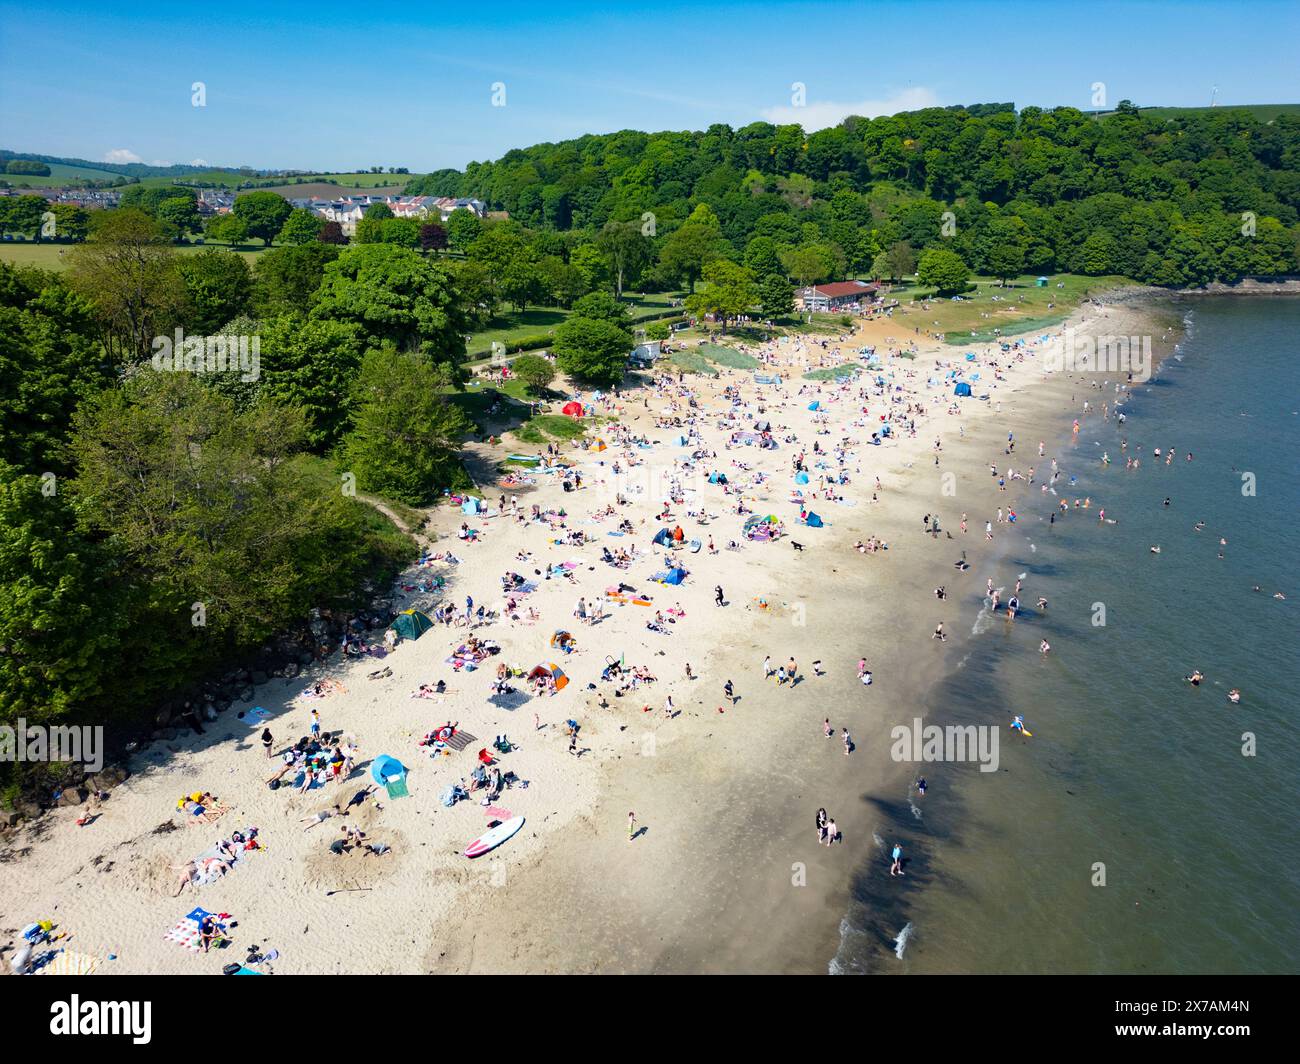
[826,818,840,846]
[261,728,274,758]
[816,807,828,843]
[715,585,725,606]
[628,811,637,841]
[890,843,904,876]
[842,729,853,755]
[764,656,774,679]
[824,718,833,739]
[724,679,735,704]
[310,708,321,739]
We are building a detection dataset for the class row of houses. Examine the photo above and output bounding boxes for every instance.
[0,187,121,209]
[288,195,487,235]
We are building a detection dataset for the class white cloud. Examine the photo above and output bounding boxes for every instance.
[103,148,143,164]
[761,87,941,129]
[190,158,210,167]
[149,159,173,168]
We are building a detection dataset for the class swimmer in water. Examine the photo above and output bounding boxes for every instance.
[1011,714,1028,734]
[1228,689,1241,704]
[1150,545,1161,554]
[1039,639,1051,655]
[1187,669,1204,686]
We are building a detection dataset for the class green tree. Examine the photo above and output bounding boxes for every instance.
[311,244,471,380]
[258,315,366,449]
[570,290,631,328]
[916,247,970,294]
[178,248,253,333]
[252,242,341,317]
[278,208,325,245]
[986,242,1026,284]
[553,316,633,385]
[204,213,248,247]
[885,241,917,282]
[445,208,483,251]
[66,208,188,362]
[597,219,651,297]
[232,190,292,247]
[339,348,471,504]
[156,196,202,240]
[511,352,556,395]
[0,466,121,724]
[0,194,46,238]
[758,272,794,318]
[659,208,729,292]
[685,259,760,333]
[0,262,110,473]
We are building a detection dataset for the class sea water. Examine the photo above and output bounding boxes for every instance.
[833,296,1300,975]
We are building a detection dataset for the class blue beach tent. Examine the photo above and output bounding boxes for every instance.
[954,381,972,397]
[371,755,409,798]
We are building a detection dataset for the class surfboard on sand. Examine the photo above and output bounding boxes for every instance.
[464,816,525,858]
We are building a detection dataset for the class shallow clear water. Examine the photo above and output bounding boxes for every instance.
[836,297,1300,974]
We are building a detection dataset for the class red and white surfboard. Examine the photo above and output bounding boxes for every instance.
[464,816,525,858]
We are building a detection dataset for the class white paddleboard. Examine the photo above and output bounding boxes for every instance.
[464,815,525,858]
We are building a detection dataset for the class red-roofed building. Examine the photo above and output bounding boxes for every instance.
[795,279,880,313]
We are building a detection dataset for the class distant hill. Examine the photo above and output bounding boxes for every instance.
[1098,104,1300,122]
[0,151,419,191]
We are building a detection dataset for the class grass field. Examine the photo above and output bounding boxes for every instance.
[1135,104,1300,123]
[885,273,1131,344]
[247,182,407,198]
[2,161,123,187]
[135,170,417,192]
[0,241,269,271]
[465,292,684,360]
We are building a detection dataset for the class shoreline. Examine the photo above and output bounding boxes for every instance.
[0,292,1181,975]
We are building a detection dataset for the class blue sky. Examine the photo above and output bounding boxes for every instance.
[3,0,1297,172]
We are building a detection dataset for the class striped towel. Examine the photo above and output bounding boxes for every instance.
[41,950,99,976]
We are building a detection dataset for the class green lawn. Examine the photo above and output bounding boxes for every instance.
[0,241,268,271]
[884,273,1131,344]
[465,292,686,360]
[136,170,418,191]
[2,161,123,187]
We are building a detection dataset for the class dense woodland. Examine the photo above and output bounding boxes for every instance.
[2,101,1298,798]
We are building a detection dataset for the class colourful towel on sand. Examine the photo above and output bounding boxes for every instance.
[40,950,99,976]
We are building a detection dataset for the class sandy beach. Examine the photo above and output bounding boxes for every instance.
[0,295,1165,975]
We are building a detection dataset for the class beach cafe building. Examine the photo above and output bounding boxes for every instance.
[795,279,880,313]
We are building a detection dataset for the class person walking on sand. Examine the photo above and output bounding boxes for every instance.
[724,679,735,704]
[763,655,774,679]
[261,728,274,758]
[890,843,904,876]
[825,818,840,846]
[715,585,725,606]
[628,811,637,841]
[310,708,321,738]
[816,807,828,843]
[842,728,853,755]
[824,718,833,740]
